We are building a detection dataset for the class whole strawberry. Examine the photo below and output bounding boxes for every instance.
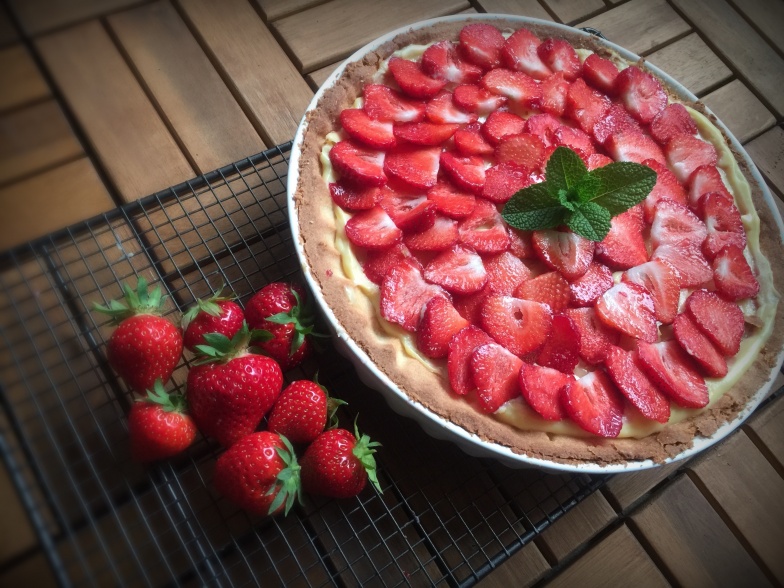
[94,277,183,393]
[214,431,302,516]
[300,423,382,499]
[181,288,244,353]
[267,379,345,445]
[187,322,283,447]
[128,380,197,462]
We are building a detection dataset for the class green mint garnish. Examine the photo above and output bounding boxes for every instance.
[501,147,657,242]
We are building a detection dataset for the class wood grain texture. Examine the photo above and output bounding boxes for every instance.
[0,464,37,563]
[745,126,784,197]
[108,2,266,174]
[745,394,784,469]
[273,0,470,73]
[702,80,776,144]
[730,0,784,55]
[474,0,554,21]
[307,62,340,90]
[604,461,682,512]
[0,45,50,112]
[646,33,732,96]
[632,474,772,588]
[477,542,549,588]
[543,0,604,24]
[576,0,690,56]
[0,4,18,47]
[7,0,144,35]
[671,0,784,117]
[540,491,616,562]
[179,0,313,146]
[254,0,330,21]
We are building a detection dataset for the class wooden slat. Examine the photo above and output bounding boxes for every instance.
[0,99,82,185]
[745,126,784,197]
[7,0,143,36]
[108,2,266,174]
[604,461,681,512]
[632,474,772,587]
[179,0,314,146]
[474,0,554,21]
[307,62,340,90]
[547,524,668,588]
[0,158,113,251]
[0,552,56,588]
[646,33,732,96]
[0,464,37,563]
[254,0,330,22]
[36,20,194,202]
[539,491,616,562]
[0,45,50,112]
[576,0,690,56]
[273,0,470,74]
[478,542,549,588]
[689,430,784,582]
[670,0,784,118]
[746,394,784,468]
[0,3,18,47]
[730,0,784,55]
[543,0,605,24]
[702,80,776,144]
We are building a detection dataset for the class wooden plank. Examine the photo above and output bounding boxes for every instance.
[0,45,50,112]
[745,126,784,197]
[539,491,616,562]
[0,3,18,47]
[478,542,549,588]
[108,2,266,174]
[0,158,113,251]
[547,524,668,588]
[543,0,605,24]
[576,0,691,56]
[746,394,784,468]
[730,0,784,55]
[0,463,37,563]
[671,0,784,118]
[36,20,194,202]
[273,0,470,74]
[0,552,56,588]
[604,461,682,512]
[179,0,314,146]
[632,474,771,587]
[254,0,330,22]
[474,0,554,21]
[689,430,784,582]
[0,99,82,185]
[646,33,732,96]
[702,80,776,144]
[7,0,143,36]
[307,62,340,91]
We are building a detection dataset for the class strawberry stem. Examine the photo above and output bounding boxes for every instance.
[352,418,382,494]
[141,379,187,413]
[268,434,303,516]
[93,276,168,325]
[192,321,273,365]
[180,284,236,330]
[264,287,328,356]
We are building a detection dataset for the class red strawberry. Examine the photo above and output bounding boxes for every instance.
[483,162,538,203]
[501,28,551,80]
[459,23,505,70]
[481,68,542,108]
[701,192,746,260]
[569,262,614,307]
[688,165,732,209]
[537,38,581,81]
[537,313,581,374]
[459,199,510,253]
[403,215,460,251]
[713,244,760,301]
[454,123,495,156]
[363,84,426,122]
[187,324,284,447]
[453,287,491,325]
[421,40,482,84]
[652,240,713,288]
[344,205,402,250]
[482,110,527,145]
[94,277,183,393]
[605,130,666,165]
[685,289,745,356]
[214,431,301,516]
[532,229,595,280]
[604,346,670,423]
[426,91,477,124]
[508,227,536,259]
[329,182,381,211]
[181,288,244,354]
[417,296,470,358]
[673,313,728,378]
[592,103,641,145]
[564,307,620,364]
[553,125,596,161]
[383,146,440,191]
[483,250,532,295]
[582,54,618,95]
[440,152,486,194]
[480,295,552,356]
[268,380,343,445]
[515,271,571,313]
[650,103,698,146]
[300,425,381,499]
[566,78,611,135]
[563,371,624,438]
[380,257,447,331]
[596,281,658,342]
[622,259,680,324]
[525,113,562,148]
[519,363,572,420]
[424,244,488,294]
[393,121,458,146]
[495,133,546,173]
[453,84,507,114]
[340,108,396,149]
[329,140,387,187]
[427,180,477,219]
[665,135,718,183]
[379,188,436,232]
[470,343,523,412]
[361,243,412,285]
[128,380,196,462]
[388,57,446,99]
[637,340,709,408]
[586,153,613,170]
[540,71,570,117]
[448,325,494,395]
[641,158,688,224]
[614,66,667,123]
[650,200,707,250]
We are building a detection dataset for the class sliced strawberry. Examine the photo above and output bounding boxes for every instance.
[586,153,613,170]
[532,229,594,280]
[569,262,614,307]
[380,257,447,331]
[650,103,698,146]
[481,295,552,357]
[482,251,532,296]
[515,271,571,313]
[471,343,524,412]
[501,28,552,80]
[363,84,426,122]
[665,135,718,183]
[495,133,547,173]
[537,314,581,374]
[329,140,386,186]
[582,53,618,95]
[454,123,494,156]
[554,125,596,161]
[459,199,510,253]
[482,162,538,203]
[427,180,477,219]
[592,103,640,145]
[604,346,671,423]
[637,340,709,408]
[673,313,728,378]
[519,363,572,420]
[540,71,570,117]
[393,122,458,146]
[614,65,667,124]
[595,205,648,270]
[688,164,732,209]
[416,296,470,359]
[388,57,446,100]
[596,281,658,342]
[344,205,402,250]
[564,307,620,365]
[379,188,436,232]
[425,91,477,125]
[713,244,760,301]
[453,286,491,325]
[508,227,536,259]
[421,40,482,84]
[524,113,562,148]
[650,200,707,250]
[605,130,666,165]
[537,38,581,81]
[329,182,381,211]
[622,259,680,324]
[685,289,745,356]
[453,84,507,114]
[701,191,746,260]
[652,240,713,288]
[361,243,412,285]
[481,68,542,108]
[448,326,494,395]
[340,108,396,149]
[563,371,624,438]
[482,110,527,145]
[565,78,611,135]
[383,147,440,191]
[424,244,488,294]
[641,158,688,224]
[440,152,486,194]
[459,23,505,70]
[403,215,460,252]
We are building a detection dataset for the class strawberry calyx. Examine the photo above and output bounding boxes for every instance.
[265,288,328,355]
[93,276,167,324]
[180,284,236,331]
[352,419,382,494]
[268,434,303,516]
[192,321,272,365]
[140,379,187,413]
[314,372,347,430]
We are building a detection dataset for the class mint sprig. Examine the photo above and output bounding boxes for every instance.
[501,147,657,242]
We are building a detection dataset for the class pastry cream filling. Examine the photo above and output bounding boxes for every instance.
[319,48,779,439]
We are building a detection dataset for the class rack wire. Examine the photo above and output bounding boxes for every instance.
[0,143,606,587]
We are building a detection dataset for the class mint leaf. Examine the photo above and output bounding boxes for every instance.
[566,201,612,241]
[546,146,588,198]
[575,172,601,203]
[503,182,565,230]
[588,162,657,215]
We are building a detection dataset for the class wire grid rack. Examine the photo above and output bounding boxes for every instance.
[0,142,606,587]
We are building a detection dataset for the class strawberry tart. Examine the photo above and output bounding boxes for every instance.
[290,16,784,466]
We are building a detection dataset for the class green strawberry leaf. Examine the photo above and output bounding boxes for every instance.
[502,182,566,231]
[588,161,657,215]
[566,201,612,242]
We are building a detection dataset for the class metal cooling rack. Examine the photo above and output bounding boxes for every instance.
[0,143,606,587]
